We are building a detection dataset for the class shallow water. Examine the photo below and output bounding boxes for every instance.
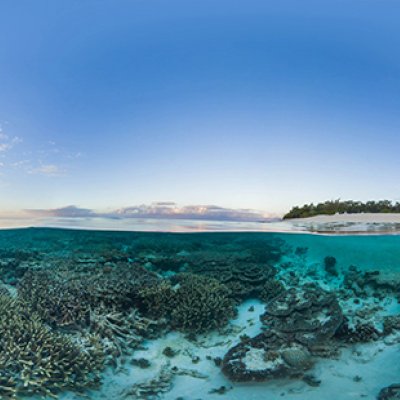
[0,228,399,399]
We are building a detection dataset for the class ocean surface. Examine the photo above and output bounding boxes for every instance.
[0,227,399,399]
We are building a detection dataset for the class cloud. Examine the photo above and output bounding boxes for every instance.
[25,202,276,222]
[26,205,96,218]
[28,164,65,176]
[0,130,77,177]
[114,203,268,221]
[0,131,22,153]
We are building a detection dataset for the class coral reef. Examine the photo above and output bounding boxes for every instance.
[0,284,10,297]
[259,279,285,303]
[260,286,343,349]
[0,294,104,398]
[222,285,343,382]
[18,264,160,329]
[137,280,175,319]
[188,255,277,300]
[335,319,381,343]
[18,270,91,329]
[222,332,314,382]
[17,265,165,366]
[378,384,400,400]
[324,256,338,276]
[383,315,400,335]
[169,274,237,334]
[89,308,163,362]
[138,274,236,334]
[0,248,38,286]
[343,266,399,300]
[84,263,160,311]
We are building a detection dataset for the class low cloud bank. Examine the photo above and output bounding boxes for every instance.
[26,203,277,222]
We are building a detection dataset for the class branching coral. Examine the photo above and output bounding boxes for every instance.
[18,264,160,329]
[188,257,277,300]
[83,263,160,311]
[259,279,285,303]
[169,274,237,333]
[0,284,10,297]
[0,295,104,398]
[89,308,164,362]
[137,274,236,334]
[18,270,91,329]
[137,280,175,319]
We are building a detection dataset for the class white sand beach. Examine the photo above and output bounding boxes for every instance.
[292,213,400,224]
[285,213,400,234]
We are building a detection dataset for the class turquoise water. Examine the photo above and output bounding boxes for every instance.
[0,228,399,399]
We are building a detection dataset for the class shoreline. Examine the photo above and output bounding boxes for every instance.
[1,213,400,235]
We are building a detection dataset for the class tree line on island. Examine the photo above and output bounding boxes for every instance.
[283,200,400,219]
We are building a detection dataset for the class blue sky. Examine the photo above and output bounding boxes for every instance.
[0,0,399,216]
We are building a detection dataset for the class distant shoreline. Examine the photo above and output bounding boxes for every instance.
[288,212,400,223]
[285,213,400,235]
[0,213,400,235]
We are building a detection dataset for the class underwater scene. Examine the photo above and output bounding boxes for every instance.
[0,228,399,400]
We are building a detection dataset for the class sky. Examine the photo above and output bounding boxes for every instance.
[0,0,400,218]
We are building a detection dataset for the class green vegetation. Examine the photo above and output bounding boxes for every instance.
[283,200,400,219]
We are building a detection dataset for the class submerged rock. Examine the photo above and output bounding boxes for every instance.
[222,285,342,382]
[324,256,338,276]
[378,384,400,400]
[222,332,314,382]
[260,286,343,348]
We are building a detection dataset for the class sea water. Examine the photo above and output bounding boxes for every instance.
[0,228,399,399]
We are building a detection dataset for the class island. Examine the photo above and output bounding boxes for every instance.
[283,200,400,219]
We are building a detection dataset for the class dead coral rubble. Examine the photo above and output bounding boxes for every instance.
[90,308,163,362]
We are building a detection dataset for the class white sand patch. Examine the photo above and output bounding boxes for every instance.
[294,213,400,224]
